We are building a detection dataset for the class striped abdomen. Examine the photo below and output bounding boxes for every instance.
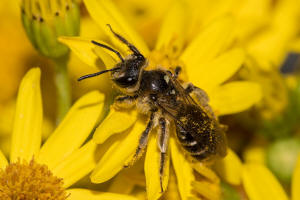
[175,104,227,161]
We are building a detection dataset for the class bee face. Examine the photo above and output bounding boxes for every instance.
[111,55,146,89]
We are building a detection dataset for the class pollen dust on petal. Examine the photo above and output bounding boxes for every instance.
[0,159,69,200]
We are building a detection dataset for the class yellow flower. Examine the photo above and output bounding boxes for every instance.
[219,136,300,200]
[238,0,298,119]
[0,68,138,200]
[241,160,300,200]
[60,0,262,199]
[214,146,300,200]
[183,0,300,70]
[184,0,300,120]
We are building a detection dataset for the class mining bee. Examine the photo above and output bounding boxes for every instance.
[79,25,227,191]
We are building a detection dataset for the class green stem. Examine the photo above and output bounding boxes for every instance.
[53,54,71,124]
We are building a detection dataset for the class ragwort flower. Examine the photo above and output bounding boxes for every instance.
[60,0,262,199]
[240,153,300,200]
[185,0,300,120]
[0,68,138,200]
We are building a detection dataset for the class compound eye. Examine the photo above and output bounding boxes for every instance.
[115,75,138,87]
[112,57,145,88]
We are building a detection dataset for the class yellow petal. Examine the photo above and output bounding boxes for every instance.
[192,181,221,200]
[59,37,99,70]
[91,120,145,183]
[243,145,266,165]
[67,188,138,200]
[93,108,137,144]
[108,172,135,194]
[10,68,42,163]
[289,38,300,52]
[83,0,149,55]
[242,164,288,200]
[189,48,245,91]
[92,41,120,67]
[145,134,170,200]
[0,150,8,169]
[108,161,145,193]
[52,140,98,188]
[59,37,117,70]
[247,0,299,68]
[38,91,104,169]
[155,1,187,52]
[209,81,262,116]
[170,137,196,200]
[0,136,10,157]
[192,163,220,184]
[181,16,234,73]
[292,154,300,200]
[214,149,242,185]
[163,170,181,200]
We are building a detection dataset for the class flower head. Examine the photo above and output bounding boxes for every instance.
[60,0,263,199]
[0,68,139,200]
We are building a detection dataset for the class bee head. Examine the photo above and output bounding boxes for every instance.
[78,26,146,93]
[112,54,146,89]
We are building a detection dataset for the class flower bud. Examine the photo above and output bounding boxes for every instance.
[21,0,80,58]
[267,138,300,183]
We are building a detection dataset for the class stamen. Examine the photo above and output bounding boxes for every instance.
[0,159,68,200]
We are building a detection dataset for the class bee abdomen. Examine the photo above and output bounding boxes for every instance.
[176,124,214,161]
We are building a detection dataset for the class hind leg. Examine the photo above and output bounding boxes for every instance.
[124,112,156,167]
[157,117,170,192]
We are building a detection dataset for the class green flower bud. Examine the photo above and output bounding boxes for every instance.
[21,0,80,58]
[266,138,300,183]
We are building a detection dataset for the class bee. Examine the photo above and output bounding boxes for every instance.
[79,25,227,191]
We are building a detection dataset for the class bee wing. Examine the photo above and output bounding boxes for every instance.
[214,127,228,158]
[166,73,198,106]
[168,73,216,119]
[156,99,187,128]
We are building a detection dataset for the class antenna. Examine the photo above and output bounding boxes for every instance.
[91,40,124,62]
[78,67,121,81]
[106,24,141,56]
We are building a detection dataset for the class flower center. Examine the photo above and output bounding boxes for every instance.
[0,159,68,200]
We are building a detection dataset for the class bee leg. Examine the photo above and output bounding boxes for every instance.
[124,112,156,167]
[157,117,170,193]
[185,83,215,118]
[114,95,138,109]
